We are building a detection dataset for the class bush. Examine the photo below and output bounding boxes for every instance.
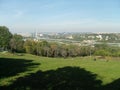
[94,49,110,56]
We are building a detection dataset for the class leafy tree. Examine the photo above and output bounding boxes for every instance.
[39,41,50,56]
[80,46,90,56]
[94,43,108,50]
[35,42,42,56]
[60,44,68,58]
[24,40,36,54]
[67,45,79,57]
[61,49,67,58]
[9,34,24,52]
[0,26,12,50]
[94,49,110,56]
[49,43,59,57]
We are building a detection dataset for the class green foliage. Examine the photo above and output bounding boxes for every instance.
[9,34,24,52]
[0,26,12,49]
[22,40,120,57]
[80,46,91,56]
[94,49,110,56]
[94,43,108,50]
[24,40,36,54]
[23,40,87,57]
[94,43,120,57]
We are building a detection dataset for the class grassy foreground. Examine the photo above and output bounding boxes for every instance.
[0,52,120,90]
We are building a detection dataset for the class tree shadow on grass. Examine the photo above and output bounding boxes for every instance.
[2,66,103,90]
[0,58,40,79]
[103,78,120,90]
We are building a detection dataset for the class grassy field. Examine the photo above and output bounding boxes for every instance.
[0,52,120,90]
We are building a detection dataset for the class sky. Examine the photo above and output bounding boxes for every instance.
[0,0,120,33]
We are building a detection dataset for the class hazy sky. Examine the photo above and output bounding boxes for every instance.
[0,0,120,33]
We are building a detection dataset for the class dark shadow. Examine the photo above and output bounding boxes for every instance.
[103,78,120,90]
[1,66,102,90]
[0,58,40,78]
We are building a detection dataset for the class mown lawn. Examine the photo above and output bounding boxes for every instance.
[0,52,120,90]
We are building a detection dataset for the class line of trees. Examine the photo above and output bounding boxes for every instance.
[23,40,94,57]
[1,26,120,57]
[23,40,120,57]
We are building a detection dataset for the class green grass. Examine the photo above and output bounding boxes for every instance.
[0,52,120,90]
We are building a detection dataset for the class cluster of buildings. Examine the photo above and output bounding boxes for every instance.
[17,32,120,45]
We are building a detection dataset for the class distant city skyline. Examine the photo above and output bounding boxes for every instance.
[0,0,120,33]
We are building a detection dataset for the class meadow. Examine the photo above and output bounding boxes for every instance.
[0,52,120,90]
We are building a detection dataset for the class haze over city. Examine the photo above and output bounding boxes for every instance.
[0,0,120,33]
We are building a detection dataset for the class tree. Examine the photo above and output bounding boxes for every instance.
[39,41,50,56]
[60,44,68,58]
[94,49,110,56]
[0,26,12,50]
[9,34,24,52]
[49,43,59,57]
[67,45,79,57]
[80,46,90,56]
[94,43,108,50]
[24,40,36,54]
